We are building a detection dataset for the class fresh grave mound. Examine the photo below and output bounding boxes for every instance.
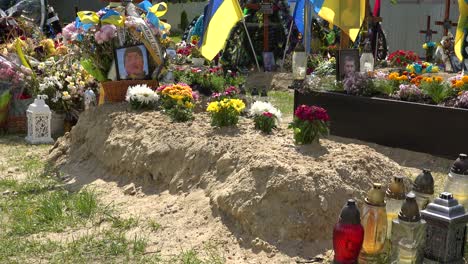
[49,104,403,244]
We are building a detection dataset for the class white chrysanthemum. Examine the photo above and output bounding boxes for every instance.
[126,84,159,104]
[249,101,282,121]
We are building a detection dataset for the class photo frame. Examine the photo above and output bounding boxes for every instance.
[263,52,275,72]
[336,49,360,81]
[115,44,150,80]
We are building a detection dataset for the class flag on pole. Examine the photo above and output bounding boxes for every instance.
[292,0,313,53]
[311,0,365,42]
[455,0,468,61]
[199,0,243,60]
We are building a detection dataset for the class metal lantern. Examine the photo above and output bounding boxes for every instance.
[292,35,307,80]
[25,95,54,144]
[421,192,468,264]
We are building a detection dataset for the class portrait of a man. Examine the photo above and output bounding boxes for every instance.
[115,44,149,80]
[337,49,359,81]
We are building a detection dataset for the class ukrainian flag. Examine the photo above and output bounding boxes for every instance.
[455,0,468,60]
[312,0,365,42]
[199,0,243,60]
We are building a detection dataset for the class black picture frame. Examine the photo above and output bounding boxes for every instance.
[336,49,360,81]
[114,44,150,81]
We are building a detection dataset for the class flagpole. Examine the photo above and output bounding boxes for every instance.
[241,18,262,72]
[281,20,294,72]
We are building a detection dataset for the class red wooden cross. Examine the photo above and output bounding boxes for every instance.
[420,16,437,42]
[435,0,457,36]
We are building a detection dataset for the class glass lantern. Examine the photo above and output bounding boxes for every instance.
[360,40,374,73]
[386,175,406,239]
[359,183,387,263]
[292,34,307,80]
[25,95,54,144]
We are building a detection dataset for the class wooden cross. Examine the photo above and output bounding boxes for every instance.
[246,1,276,52]
[435,0,457,36]
[420,16,437,42]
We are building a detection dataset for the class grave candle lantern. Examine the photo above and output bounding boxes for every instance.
[386,175,406,239]
[411,169,434,210]
[292,34,307,80]
[360,40,374,73]
[359,183,387,263]
[444,154,468,210]
[390,193,427,264]
[333,199,364,264]
[25,95,54,144]
[421,192,468,264]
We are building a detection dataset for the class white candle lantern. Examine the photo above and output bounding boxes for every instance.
[25,95,54,144]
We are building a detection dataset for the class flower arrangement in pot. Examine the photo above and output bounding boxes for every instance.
[206,98,245,127]
[126,84,159,110]
[289,105,330,145]
[156,83,197,122]
[249,101,282,134]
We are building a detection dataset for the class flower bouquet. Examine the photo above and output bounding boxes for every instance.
[157,83,196,122]
[422,41,436,62]
[387,50,419,67]
[206,98,245,127]
[249,101,282,134]
[406,62,439,75]
[289,105,330,145]
[126,84,159,110]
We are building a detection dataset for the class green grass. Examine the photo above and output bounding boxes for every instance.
[111,216,140,230]
[148,219,162,232]
[268,91,294,118]
[0,138,226,263]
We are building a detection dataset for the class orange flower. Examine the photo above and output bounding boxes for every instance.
[435,76,443,83]
[462,76,468,83]
[454,80,465,88]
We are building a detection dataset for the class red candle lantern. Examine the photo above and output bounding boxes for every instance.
[333,199,365,264]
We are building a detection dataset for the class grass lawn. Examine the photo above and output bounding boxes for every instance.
[0,136,224,263]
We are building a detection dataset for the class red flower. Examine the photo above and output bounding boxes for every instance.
[262,112,273,118]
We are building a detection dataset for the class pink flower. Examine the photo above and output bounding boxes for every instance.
[94,24,117,44]
[192,91,200,101]
[262,112,273,118]
[62,22,78,41]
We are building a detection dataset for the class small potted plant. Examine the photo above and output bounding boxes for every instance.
[206,98,245,127]
[126,84,159,110]
[289,104,330,145]
[249,101,282,134]
[156,83,197,122]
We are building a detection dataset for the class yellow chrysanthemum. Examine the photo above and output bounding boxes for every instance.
[207,102,220,113]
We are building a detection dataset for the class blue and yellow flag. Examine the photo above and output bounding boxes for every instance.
[311,0,365,42]
[199,0,243,60]
[455,0,468,60]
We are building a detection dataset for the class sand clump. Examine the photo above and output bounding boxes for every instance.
[49,104,404,256]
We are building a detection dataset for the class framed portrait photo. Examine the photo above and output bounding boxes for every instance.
[336,49,360,81]
[115,44,150,80]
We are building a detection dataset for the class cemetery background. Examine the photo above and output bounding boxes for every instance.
[50,0,460,57]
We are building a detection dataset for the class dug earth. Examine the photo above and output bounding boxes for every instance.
[49,104,406,263]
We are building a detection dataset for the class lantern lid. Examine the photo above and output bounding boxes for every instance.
[339,199,361,225]
[421,192,468,224]
[363,40,372,53]
[450,154,468,175]
[386,175,406,200]
[365,183,385,206]
[398,193,421,222]
[27,95,51,114]
[412,169,434,195]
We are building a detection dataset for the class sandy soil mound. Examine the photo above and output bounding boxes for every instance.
[49,104,403,249]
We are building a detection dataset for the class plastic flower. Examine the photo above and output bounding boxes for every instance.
[62,91,71,100]
[94,24,117,44]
